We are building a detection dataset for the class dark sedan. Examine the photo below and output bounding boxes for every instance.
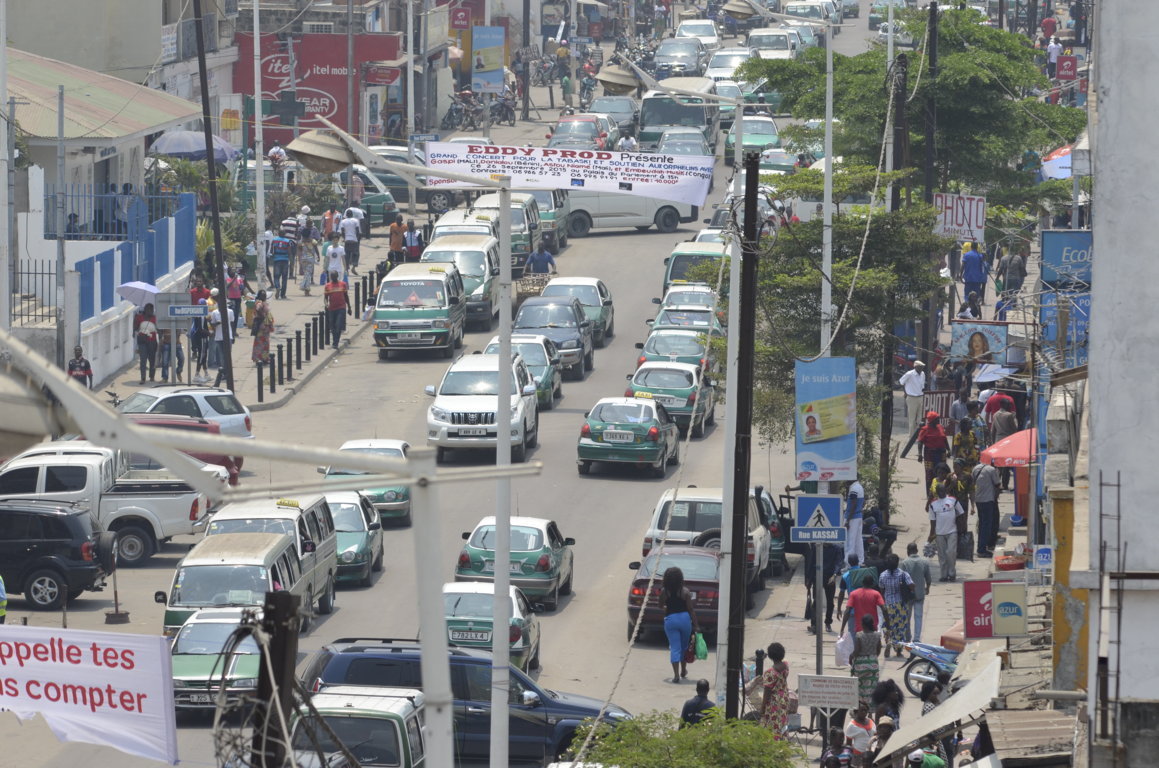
[626,546,720,641]
[590,95,639,137]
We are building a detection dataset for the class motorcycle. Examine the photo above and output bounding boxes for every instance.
[579,75,598,111]
[490,95,517,127]
[531,58,555,86]
[900,641,960,697]
[440,97,464,130]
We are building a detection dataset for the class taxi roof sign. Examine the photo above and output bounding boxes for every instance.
[276,498,300,508]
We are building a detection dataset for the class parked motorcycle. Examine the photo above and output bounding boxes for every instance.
[900,641,960,697]
[441,98,464,130]
[490,95,517,127]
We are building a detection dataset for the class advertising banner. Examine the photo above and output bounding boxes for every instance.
[0,625,177,763]
[424,142,714,207]
[991,582,1028,636]
[450,7,472,29]
[471,26,506,94]
[1041,229,1092,286]
[950,320,1009,365]
[933,192,987,242]
[963,578,1012,639]
[1056,55,1078,80]
[1039,291,1090,367]
[794,358,857,483]
[798,674,859,710]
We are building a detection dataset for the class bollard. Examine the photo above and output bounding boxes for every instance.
[304,324,313,361]
[319,311,328,348]
[295,330,302,370]
[284,341,293,381]
[311,316,320,355]
[548,85,555,109]
[354,280,362,317]
[256,362,264,403]
[277,344,285,386]
[269,357,276,395]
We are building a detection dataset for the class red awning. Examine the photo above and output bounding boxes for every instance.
[981,428,1037,467]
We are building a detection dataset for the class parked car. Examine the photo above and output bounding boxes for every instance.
[318,439,412,526]
[443,582,542,672]
[627,546,720,640]
[455,516,575,610]
[124,413,241,485]
[513,296,595,380]
[577,397,681,478]
[170,607,260,713]
[0,499,113,610]
[118,385,253,440]
[483,334,563,411]
[626,361,717,437]
[328,491,384,587]
[299,639,630,764]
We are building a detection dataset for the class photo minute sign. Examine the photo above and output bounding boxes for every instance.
[933,192,987,243]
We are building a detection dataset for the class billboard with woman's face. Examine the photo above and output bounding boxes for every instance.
[950,320,1009,365]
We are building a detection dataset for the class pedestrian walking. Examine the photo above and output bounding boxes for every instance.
[560,72,574,109]
[135,303,159,384]
[971,460,1002,556]
[660,565,700,684]
[67,346,94,389]
[871,680,905,728]
[927,484,964,581]
[280,210,301,279]
[1046,36,1063,78]
[967,400,988,451]
[323,204,341,238]
[389,214,407,264]
[949,389,971,429]
[916,411,950,487]
[805,542,843,634]
[226,267,245,331]
[190,300,210,383]
[404,220,425,261]
[958,242,988,305]
[323,271,352,349]
[1040,13,1057,40]
[757,642,790,737]
[299,219,319,295]
[990,400,1018,489]
[325,234,346,283]
[158,329,184,382]
[680,678,714,727]
[526,243,557,274]
[844,478,866,565]
[997,248,1027,298]
[899,361,927,437]
[850,614,883,708]
[251,290,274,368]
[877,554,914,657]
[900,542,931,643]
[339,209,362,274]
[269,232,293,299]
[838,554,877,609]
[210,303,236,388]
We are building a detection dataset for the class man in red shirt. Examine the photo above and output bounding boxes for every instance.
[190,276,211,305]
[840,574,885,639]
[323,271,352,349]
[1041,14,1057,41]
[982,390,1015,425]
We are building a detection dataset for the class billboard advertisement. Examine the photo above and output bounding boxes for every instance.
[933,192,987,242]
[1040,229,1092,286]
[424,142,714,207]
[950,320,1009,365]
[991,582,1028,636]
[1039,291,1090,368]
[963,578,1013,639]
[794,357,857,483]
[471,26,506,94]
[0,625,177,763]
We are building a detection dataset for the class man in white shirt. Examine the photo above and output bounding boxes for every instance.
[210,305,235,388]
[899,360,927,435]
[338,210,362,272]
[927,484,964,582]
[1046,37,1063,79]
[616,133,638,152]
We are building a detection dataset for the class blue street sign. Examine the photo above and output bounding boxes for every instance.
[791,494,847,544]
[410,133,439,143]
[168,305,208,318]
[573,36,594,44]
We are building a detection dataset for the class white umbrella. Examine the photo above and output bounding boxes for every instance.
[116,281,160,307]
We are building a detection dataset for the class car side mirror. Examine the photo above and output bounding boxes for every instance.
[583,411,590,419]
[634,342,644,350]
[580,320,591,328]
[462,531,470,540]
[369,521,382,530]
[316,466,327,474]
[663,257,670,265]
[154,590,168,604]
[651,297,662,304]
[626,374,633,380]
[603,298,613,306]
[491,267,500,276]
[629,561,642,570]
[565,537,575,545]
[425,385,436,396]
[646,319,654,325]
[522,383,538,396]
[302,540,317,554]
[522,691,542,707]
[531,602,546,613]
[448,296,460,305]
[550,356,561,365]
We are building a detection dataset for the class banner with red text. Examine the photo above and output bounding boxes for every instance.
[424,142,715,207]
[0,625,176,764]
[933,192,987,242]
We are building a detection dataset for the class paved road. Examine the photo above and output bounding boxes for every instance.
[0,15,921,767]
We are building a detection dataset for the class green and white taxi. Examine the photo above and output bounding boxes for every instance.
[328,491,384,587]
[626,361,717,437]
[443,582,542,672]
[170,607,260,713]
[319,439,411,525]
[456,516,575,611]
[577,397,681,478]
[635,328,715,373]
[484,334,563,411]
[649,305,726,338]
[541,276,616,347]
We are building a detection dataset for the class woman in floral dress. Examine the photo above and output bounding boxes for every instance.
[852,613,883,707]
[251,290,274,367]
[760,642,791,737]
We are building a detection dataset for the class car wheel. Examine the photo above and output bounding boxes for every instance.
[745,581,757,610]
[547,235,560,255]
[442,342,454,358]
[691,414,705,438]
[605,318,614,338]
[667,440,680,466]
[651,454,666,478]
[545,582,560,611]
[454,327,464,349]
[361,564,373,588]
[542,393,554,411]
[595,329,606,349]
[584,348,594,371]
[568,212,592,238]
[512,433,528,463]
[436,447,448,464]
[96,531,119,574]
[301,588,313,633]
[526,418,539,449]
[115,525,155,567]
[318,576,336,614]
[427,191,452,213]
[577,460,591,476]
[372,541,385,572]
[25,569,66,610]
[554,379,563,399]
[561,566,573,595]
[378,348,390,361]
[706,405,716,426]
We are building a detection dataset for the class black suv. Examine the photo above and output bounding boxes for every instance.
[514,297,595,381]
[299,638,630,765]
[0,500,114,610]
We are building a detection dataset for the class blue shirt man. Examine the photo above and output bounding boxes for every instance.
[269,235,293,299]
[960,243,988,302]
[526,245,556,274]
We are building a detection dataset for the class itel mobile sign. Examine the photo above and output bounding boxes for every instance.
[963,578,1012,639]
[933,192,987,243]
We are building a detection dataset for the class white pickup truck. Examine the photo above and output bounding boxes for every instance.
[0,442,223,566]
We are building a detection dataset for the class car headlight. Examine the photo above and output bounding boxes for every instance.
[383,490,398,501]
[467,293,487,302]
[604,707,632,721]
[430,406,451,422]
[340,550,357,563]
[561,340,579,349]
[173,680,190,689]
[541,220,555,230]
[375,321,390,330]
[231,678,258,689]
[431,319,449,329]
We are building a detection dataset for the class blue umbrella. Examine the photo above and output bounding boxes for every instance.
[150,130,241,163]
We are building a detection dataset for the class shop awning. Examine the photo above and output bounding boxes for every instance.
[875,659,1002,765]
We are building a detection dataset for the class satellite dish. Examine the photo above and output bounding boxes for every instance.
[287,130,359,174]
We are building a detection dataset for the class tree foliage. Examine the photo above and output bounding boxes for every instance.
[569,710,800,768]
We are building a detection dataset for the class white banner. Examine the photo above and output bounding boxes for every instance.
[933,192,987,242]
[424,142,714,207]
[0,625,177,764]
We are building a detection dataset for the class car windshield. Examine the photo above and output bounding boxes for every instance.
[590,402,656,423]
[666,290,715,307]
[329,446,407,476]
[377,279,446,308]
[785,3,824,18]
[470,525,544,551]
[291,716,402,767]
[515,304,577,328]
[749,33,790,49]
[695,230,724,243]
[439,370,518,396]
[330,502,367,532]
[484,341,550,366]
[475,206,527,231]
[635,368,695,388]
[433,225,491,239]
[554,121,598,137]
[591,97,631,115]
[645,334,706,356]
[658,309,714,327]
[640,552,719,580]
[541,284,601,306]
[173,622,260,655]
[657,40,700,55]
[207,518,295,537]
[423,249,487,278]
[668,254,720,281]
[117,392,159,414]
[678,22,716,36]
[444,591,515,617]
[661,141,707,155]
[715,83,741,99]
[641,97,707,128]
[735,119,778,137]
[709,52,749,69]
[656,499,723,533]
[526,190,555,210]
[172,565,268,607]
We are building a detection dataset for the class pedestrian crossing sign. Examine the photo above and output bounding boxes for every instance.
[791,494,846,544]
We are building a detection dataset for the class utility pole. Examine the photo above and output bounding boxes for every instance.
[288,36,300,140]
[55,86,66,370]
[193,0,234,391]
[0,0,9,330]
[522,0,532,121]
[921,2,938,368]
[252,0,266,291]
[250,591,301,768]
[346,0,355,208]
[724,151,761,718]
[406,0,417,216]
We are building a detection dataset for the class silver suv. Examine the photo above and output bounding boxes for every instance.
[425,353,539,463]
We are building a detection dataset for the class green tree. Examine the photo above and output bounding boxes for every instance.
[569,710,800,768]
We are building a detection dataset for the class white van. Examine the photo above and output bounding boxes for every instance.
[430,209,500,242]
[420,235,503,330]
[566,190,699,237]
[205,495,338,615]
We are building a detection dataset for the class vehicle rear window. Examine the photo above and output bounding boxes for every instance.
[658,309,713,327]
[668,255,719,282]
[640,553,719,580]
[444,591,505,617]
[542,284,600,306]
[635,368,695,388]
[341,658,424,688]
[645,334,706,356]
[469,525,543,552]
[205,395,245,415]
[45,465,86,493]
[515,303,577,329]
[291,715,402,767]
[117,393,159,413]
[657,500,723,532]
[590,402,655,423]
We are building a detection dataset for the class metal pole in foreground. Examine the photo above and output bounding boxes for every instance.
[253,0,267,291]
[406,0,418,216]
[55,86,66,370]
[0,0,9,330]
[489,180,513,768]
[250,590,300,768]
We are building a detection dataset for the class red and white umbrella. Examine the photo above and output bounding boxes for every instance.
[981,428,1038,467]
[1041,144,1072,180]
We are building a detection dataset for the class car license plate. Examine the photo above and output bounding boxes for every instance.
[450,630,492,642]
[398,333,421,340]
[603,430,634,443]
[189,694,213,704]
[654,395,678,406]
[483,560,524,573]
[458,427,487,436]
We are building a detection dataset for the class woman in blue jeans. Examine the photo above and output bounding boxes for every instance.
[661,566,700,684]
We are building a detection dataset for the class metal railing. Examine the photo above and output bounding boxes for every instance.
[12,260,58,327]
[42,185,181,240]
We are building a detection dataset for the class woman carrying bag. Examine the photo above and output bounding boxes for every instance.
[661,566,701,684]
